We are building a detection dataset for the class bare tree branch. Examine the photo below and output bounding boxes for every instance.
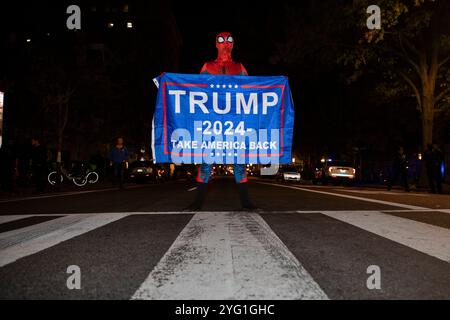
[399,33,421,58]
[438,55,450,69]
[397,34,421,76]
[398,71,422,112]
[435,86,450,104]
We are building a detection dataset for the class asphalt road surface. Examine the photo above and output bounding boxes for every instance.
[0,177,449,300]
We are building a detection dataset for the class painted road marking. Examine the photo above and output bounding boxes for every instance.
[0,215,33,224]
[0,212,130,267]
[0,215,90,250]
[258,182,427,210]
[1,209,448,218]
[337,189,430,196]
[319,210,450,263]
[132,212,328,300]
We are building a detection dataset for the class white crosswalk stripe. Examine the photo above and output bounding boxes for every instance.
[0,209,449,299]
[132,212,328,300]
[336,189,431,196]
[0,215,33,224]
[320,210,450,263]
[0,212,130,267]
[257,182,428,210]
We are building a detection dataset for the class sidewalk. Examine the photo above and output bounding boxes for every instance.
[258,177,450,195]
[0,179,118,201]
[355,182,450,195]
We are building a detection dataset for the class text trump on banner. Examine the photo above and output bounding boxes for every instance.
[151,73,295,166]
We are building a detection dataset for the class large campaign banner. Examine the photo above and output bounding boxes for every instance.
[151,73,295,165]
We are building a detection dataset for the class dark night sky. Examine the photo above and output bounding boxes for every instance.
[171,1,282,73]
[0,0,435,167]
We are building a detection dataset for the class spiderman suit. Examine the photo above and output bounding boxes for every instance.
[185,32,258,211]
[197,32,247,185]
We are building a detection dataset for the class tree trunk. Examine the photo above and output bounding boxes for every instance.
[421,109,433,149]
[421,80,435,149]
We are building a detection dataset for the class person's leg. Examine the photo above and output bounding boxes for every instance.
[119,163,125,189]
[234,164,258,210]
[233,164,247,184]
[183,164,211,211]
[36,166,46,193]
[112,163,118,186]
[197,163,212,184]
[387,169,397,190]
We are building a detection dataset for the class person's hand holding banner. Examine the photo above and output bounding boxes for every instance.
[152,73,295,166]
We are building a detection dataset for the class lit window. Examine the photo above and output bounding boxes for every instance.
[123,4,129,13]
[127,22,133,29]
[26,38,31,43]
[108,22,114,28]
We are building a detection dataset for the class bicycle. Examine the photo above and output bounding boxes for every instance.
[48,162,99,187]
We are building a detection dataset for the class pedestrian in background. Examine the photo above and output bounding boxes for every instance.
[424,144,444,194]
[387,146,410,192]
[424,143,444,193]
[109,137,129,189]
[30,137,47,194]
[432,144,444,194]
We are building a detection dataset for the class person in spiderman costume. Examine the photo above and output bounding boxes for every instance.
[185,32,258,211]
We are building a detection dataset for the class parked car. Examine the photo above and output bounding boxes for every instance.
[173,165,195,181]
[128,161,154,183]
[276,166,301,182]
[313,160,356,185]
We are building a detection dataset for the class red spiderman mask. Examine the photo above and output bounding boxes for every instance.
[200,32,247,75]
[216,32,234,61]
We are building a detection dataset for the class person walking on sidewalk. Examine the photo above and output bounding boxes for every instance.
[30,137,48,194]
[109,137,129,189]
[424,143,444,194]
[387,146,410,192]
